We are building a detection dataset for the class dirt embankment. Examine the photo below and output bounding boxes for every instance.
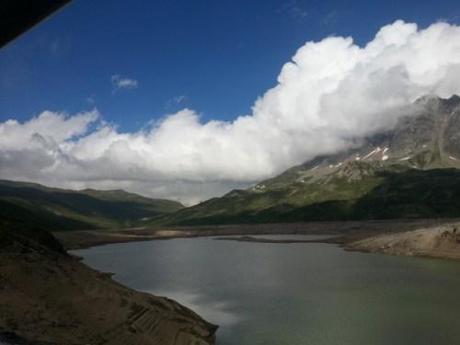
[0,232,217,345]
[346,222,460,260]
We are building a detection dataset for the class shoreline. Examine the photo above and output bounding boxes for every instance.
[54,218,460,261]
[213,235,343,244]
[54,219,449,250]
[28,219,459,343]
[345,224,460,261]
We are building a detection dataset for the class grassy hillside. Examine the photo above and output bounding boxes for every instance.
[155,164,460,225]
[0,180,184,231]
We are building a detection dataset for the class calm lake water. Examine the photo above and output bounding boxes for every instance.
[74,235,460,345]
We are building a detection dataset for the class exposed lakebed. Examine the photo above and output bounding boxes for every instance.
[74,235,460,345]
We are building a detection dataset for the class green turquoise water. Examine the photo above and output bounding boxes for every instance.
[74,235,460,345]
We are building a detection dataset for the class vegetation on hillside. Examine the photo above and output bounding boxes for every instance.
[0,180,184,231]
[153,165,460,225]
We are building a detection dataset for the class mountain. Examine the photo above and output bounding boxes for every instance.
[0,180,184,231]
[158,95,460,225]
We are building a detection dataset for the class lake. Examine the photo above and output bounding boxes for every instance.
[74,235,460,345]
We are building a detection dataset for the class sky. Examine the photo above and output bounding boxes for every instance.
[1,0,460,204]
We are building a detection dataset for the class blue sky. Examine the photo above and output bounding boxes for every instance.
[1,0,459,132]
[1,1,460,203]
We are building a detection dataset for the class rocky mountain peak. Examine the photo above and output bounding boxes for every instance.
[247,95,460,190]
[311,95,460,174]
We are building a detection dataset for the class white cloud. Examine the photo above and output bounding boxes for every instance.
[0,110,97,150]
[2,21,460,204]
[111,74,138,92]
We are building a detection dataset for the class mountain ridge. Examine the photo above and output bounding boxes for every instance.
[0,180,184,231]
[155,95,460,225]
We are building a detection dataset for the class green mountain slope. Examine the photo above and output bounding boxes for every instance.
[158,95,460,225]
[157,165,460,224]
[0,180,184,230]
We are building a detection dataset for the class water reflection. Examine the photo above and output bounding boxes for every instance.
[75,235,460,345]
[150,289,241,326]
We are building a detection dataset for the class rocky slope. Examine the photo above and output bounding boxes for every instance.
[346,222,460,260]
[0,224,216,345]
[157,95,460,225]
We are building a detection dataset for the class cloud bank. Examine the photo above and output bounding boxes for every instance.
[2,20,460,204]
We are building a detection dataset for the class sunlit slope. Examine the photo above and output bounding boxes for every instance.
[0,180,184,230]
[159,95,460,225]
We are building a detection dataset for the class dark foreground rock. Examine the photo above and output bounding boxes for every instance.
[0,225,217,345]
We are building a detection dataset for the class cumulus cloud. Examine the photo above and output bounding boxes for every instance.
[2,20,460,204]
[111,74,139,92]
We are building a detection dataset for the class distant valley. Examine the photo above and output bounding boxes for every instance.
[0,180,183,231]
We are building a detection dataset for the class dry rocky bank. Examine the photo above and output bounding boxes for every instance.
[0,227,216,345]
[346,222,460,260]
